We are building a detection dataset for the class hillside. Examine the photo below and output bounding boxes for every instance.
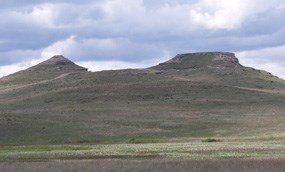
[151,52,284,89]
[0,52,285,145]
[0,55,87,87]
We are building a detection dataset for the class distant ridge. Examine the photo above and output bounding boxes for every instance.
[0,52,283,88]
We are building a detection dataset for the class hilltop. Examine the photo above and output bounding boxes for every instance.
[28,55,88,72]
[151,52,241,70]
[0,55,87,87]
[0,52,284,145]
[149,52,283,90]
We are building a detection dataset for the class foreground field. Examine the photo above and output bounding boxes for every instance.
[1,158,285,172]
[0,136,284,162]
[1,138,284,172]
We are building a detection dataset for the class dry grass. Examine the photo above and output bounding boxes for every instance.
[0,139,284,162]
[0,158,284,172]
[0,53,285,172]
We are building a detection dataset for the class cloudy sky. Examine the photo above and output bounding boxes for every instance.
[0,0,285,78]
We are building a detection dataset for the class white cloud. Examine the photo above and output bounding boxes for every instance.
[28,4,55,27]
[0,58,44,77]
[78,61,145,72]
[0,64,26,77]
[237,45,285,79]
[255,63,285,79]
[41,35,119,60]
[96,0,196,35]
[3,3,58,28]
[78,52,171,72]
[189,0,280,30]
[41,35,77,59]
[0,2,96,29]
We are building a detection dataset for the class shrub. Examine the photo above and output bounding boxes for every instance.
[202,138,221,143]
[128,138,167,144]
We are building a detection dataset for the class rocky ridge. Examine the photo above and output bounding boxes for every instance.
[152,52,242,71]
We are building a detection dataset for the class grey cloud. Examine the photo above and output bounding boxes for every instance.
[0,28,69,52]
[0,0,284,75]
[49,37,168,62]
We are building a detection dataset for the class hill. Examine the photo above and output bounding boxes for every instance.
[0,52,284,145]
[0,55,87,87]
[151,52,241,70]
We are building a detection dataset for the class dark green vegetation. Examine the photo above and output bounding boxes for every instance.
[202,138,221,142]
[0,52,284,165]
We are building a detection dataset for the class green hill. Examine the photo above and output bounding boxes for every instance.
[0,52,284,145]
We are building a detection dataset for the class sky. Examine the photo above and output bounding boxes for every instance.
[0,0,285,79]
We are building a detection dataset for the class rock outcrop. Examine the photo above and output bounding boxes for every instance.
[151,52,242,71]
[211,52,241,68]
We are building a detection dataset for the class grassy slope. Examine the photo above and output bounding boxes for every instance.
[0,67,285,145]
[0,53,285,163]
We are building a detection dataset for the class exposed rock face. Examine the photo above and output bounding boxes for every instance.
[211,52,241,68]
[151,52,242,71]
[29,55,88,72]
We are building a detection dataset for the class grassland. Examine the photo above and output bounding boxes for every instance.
[0,136,284,162]
[1,78,284,145]
[1,158,285,172]
[0,53,284,170]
